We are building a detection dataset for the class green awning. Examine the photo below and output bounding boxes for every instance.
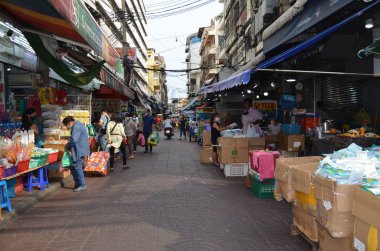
[24,32,104,87]
[358,38,380,58]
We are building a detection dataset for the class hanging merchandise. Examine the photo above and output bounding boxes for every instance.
[55,89,68,106]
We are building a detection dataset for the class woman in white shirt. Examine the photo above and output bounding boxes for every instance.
[107,115,128,172]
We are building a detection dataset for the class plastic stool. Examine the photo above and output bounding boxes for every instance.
[0,180,12,212]
[23,166,49,192]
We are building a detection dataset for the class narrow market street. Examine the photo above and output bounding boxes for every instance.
[0,135,309,251]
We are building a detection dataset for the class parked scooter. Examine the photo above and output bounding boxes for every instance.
[164,127,174,139]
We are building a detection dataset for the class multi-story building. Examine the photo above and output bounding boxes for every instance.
[198,14,225,87]
[147,48,167,104]
[185,33,202,98]
[85,0,150,95]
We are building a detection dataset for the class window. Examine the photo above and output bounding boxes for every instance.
[153,72,159,79]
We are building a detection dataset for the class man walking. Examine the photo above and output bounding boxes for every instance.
[98,109,110,152]
[142,109,156,153]
[179,115,188,140]
[63,116,90,192]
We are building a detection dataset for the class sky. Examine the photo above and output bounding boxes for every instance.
[146,0,223,99]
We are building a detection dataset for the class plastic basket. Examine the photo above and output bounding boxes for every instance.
[17,159,30,173]
[250,171,275,198]
[47,152,59,163]
[3,166,17,178]
[223,163,249,177]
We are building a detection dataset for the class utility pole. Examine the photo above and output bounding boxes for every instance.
[121,0,131,87]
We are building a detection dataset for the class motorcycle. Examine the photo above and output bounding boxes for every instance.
[164,127,174,139]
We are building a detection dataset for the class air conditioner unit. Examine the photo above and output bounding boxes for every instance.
[262,0,278,17]
[8,74,36,86]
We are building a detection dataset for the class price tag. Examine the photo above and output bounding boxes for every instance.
[323,200,332,211]
[354,238,365,251]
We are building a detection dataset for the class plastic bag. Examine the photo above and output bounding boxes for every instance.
[148,132,158,146]
[247,124,257,138]
[137,133,145,147]
[61,150,73,167]
[155,131,160,144]
[87,125,96,137]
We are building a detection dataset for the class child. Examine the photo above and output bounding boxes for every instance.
[268,118,281,135]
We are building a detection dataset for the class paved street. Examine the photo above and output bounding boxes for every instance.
[0,135,309,251]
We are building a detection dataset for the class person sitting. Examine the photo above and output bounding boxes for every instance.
[268,118,282,135]
[163,117,173,129]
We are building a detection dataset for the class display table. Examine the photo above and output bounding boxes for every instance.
[1,164,51,181]
[309,136,380,156]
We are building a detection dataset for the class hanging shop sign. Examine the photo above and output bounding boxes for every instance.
[48,0,123,73]
[264,0,355,54]
[253,100,277,111]
[99,69,134,100]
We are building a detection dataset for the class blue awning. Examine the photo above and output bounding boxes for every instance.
[180,97,198,111]
[198,69,252,94]
[257,0,380,70]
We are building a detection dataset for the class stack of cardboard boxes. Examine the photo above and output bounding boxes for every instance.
[278,134,305,157]
[275,157,322,243]
[352,187,380,251]
[218,137,249,164]
[199,131,213,164]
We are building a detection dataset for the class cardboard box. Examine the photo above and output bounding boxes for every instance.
[202,131,212,146]
[275,157,322,203]
[353,187,380,230]
[353,218,379,251]
[249,145,265,151]
[280,150,299,158]
[200,146,213,164]
[279,134,305,152]
[218,137,249,164]
[318,225,353,251]
[48,169,71,179]
[248,137,265,147]
[265,134,280,145]
[352,187,380,251]
[314,176,357,238]
[314,176,357,213]
[292,204,318,242]
[316,199,354,238]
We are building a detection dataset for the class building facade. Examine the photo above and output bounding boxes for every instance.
[147,48,167,104]
[85,0,150,95]
[185,33,202,98]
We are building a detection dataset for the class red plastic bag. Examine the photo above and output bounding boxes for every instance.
[137,133,145,147]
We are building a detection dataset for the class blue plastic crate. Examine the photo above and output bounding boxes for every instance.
[281,124,301,135]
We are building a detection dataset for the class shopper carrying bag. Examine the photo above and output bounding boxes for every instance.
[107,114,129,172]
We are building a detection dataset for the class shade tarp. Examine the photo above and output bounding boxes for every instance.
[24,32,104,87]
[197,69,252,94]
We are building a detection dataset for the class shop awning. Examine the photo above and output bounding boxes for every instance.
[263,0,356,54]
[137,94,151,110]
[198,69,252,94]
[180,97,198,111]
[99,69,134,100]
[0,0,123,73]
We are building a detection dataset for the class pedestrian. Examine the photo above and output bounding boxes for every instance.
[142,109,156,153]
[179,115,188,140]
[107,114,129,172]
[98,109,110,151]
[156,116,162,131]
[210,113,226,166]
[124,114,136,159]
[131,113,139,153]
[62,116,90,192]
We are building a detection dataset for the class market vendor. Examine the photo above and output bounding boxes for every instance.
[242,98,263,135]
[98,109,110,151]
[21,108,43,147]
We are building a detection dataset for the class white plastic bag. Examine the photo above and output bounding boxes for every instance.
[247,124,257,138]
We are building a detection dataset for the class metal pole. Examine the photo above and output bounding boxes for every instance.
[121,0,127,58]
